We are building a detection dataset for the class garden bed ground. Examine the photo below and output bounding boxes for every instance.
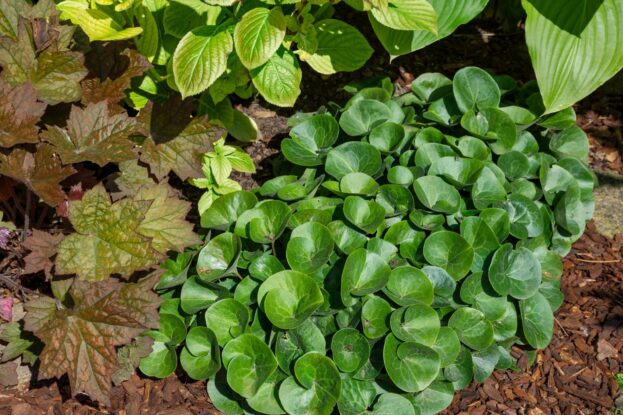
[1,17,623,415]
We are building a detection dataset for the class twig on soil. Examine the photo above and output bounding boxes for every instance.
[0,273,38,299]
[555,318,569,337]
[576,258,620,263]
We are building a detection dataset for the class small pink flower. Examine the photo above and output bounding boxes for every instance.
[0,297,13,322]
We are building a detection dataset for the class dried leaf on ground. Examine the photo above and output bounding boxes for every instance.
[0,145,76,205]
[42,102,137,166]
[22,229,64,278]
[138,97,224,180]
[24,273,162,405]
[0,80,46,147]
[54,184,162,281]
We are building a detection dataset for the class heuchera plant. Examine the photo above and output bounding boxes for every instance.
[144,67,595,414]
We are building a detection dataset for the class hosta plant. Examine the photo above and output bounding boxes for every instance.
[52,0,623,117]
[145,67,594,414]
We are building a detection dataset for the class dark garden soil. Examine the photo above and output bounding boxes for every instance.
[1,14,623,415]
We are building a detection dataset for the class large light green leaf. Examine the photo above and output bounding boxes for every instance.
[370,0,438,32]
[251,49,302,107]
[300,20,373,75]
[234,7,285,70]
[172,26,233,98]
[523,0,623,113]
[57,1,143,41]
[371,0,488,58]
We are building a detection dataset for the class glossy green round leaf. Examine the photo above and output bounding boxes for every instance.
[205,299,250,347]
[520,292,554,349]
[497,194,544,239]
[244,200,292,244]
[282,113,339,166]
[207,371,244,415]
[412,381,455,415]
[200,191,258,230]
[432,327,461,368]
[492,301,518,342]
[286,222,334,274]
[471,167,507,210]
[385,266,434,306]
[383,333,441,393]
[197,232,242,281]
[372,393,417,415]
[234,7,286,70]
[369,122,405,153]
[479,208,510,243]
[180,276,221,314]
[498,151,530,180]
[390,304,440,346]
[303,19,373,75]
[337,377,377,415]
[275,319,326,375]
[339,100,392,137]
[258,270,324,329]
[459,217,500,272]
[180,326,221,380]
[443,346,474,390]
[279,352,341,415]
[331,328,370,373]
[388,165,414,185]
[340,172,380,196]
[343,196,386,234]
[414,143,456,168]
[428,156,484,187]
[139,341,177,378]
[222,333,278,398]
[325,141,383,180]
[413,176,461,214]
[341,248,391,306]
[422,266,457,304]
[246,370,287,415]
[423,231,473,280]
[448,307,494,351]
[173,26,233,98]
[453,67,501,112]
[375,184,414,217]
[328,220,369,255]
[249,253,285,281]
[488,244,542,300]
[361,295,393,339]
[549,125,590,162]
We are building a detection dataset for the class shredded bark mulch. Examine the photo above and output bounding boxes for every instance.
[0,223,620,415]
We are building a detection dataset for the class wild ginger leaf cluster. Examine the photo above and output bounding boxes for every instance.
[146,68,595,414]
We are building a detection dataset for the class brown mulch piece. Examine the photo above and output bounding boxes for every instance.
[442,221,623,415]
[0,374,217,415]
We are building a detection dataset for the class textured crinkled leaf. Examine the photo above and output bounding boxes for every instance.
[173,26,233,98]
[55,185,162,281]
[22,229,64,278]
[0,145,76,205]
[135,183,201,253]
[251,48,302,107]
[24,273,162,405]
[42,102,137,166]
[0,80,46,147]
[138,98,225,180]
[234,7,286,69]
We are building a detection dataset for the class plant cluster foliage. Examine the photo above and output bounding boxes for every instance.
[54,0,623,117]
[0,0,227,405]
[148,68,594,415]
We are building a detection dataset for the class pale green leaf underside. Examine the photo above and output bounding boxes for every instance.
[251,50,301,107]
[57,1,143,41]
[173,26,233,98]
[371,0,488,58]
[523,0,623,113]
[370,0,438,32]
[234,7,286,70]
